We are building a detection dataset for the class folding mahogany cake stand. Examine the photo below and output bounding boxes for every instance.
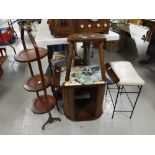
[14,26,60,130]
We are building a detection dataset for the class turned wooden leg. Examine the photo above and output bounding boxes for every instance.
[98,41,106,80]
[65,43,74,81]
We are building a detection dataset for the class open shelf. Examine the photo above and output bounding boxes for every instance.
[31,95,56,114]
[74,98,100,121]
[14,47,47,63]
[24,74,51,92]
[63,85,105,121]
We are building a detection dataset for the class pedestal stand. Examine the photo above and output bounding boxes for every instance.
[14,26,60,129]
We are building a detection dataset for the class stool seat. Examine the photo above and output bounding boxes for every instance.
[110,61,145,86]
[67,33,105,42]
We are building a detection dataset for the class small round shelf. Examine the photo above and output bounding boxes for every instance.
[24,74,51,92]
[31,95,56,114]
[14,47,47,63]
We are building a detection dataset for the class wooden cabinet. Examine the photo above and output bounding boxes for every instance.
[48,19,110,37]
[63,85,105,121]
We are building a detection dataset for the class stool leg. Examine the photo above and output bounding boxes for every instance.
[112,85,120,119]
[130,86,143,119]
[65,43,74,81]
[98,41,106,80]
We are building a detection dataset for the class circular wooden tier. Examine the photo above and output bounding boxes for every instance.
[14,47,47,63]
[24,74,51,92]
[31,95,56,114]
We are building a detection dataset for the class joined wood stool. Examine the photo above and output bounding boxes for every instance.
[66,33,106,81]
[62,33,107,121]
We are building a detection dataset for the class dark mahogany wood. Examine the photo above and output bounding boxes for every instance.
[14,27,60,129]
[67,33,105,43]
[66,33,106,82]
[14,48,47,63]
[48,19,110,37]
[61,33,106,121]
[63,85,105,121]
[24,74,51,92]
[32,95,56,114]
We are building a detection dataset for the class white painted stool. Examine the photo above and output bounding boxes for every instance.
[106,61,145,118]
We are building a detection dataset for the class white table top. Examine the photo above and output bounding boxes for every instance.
[35,19,120,47]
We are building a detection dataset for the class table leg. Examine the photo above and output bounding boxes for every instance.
[65,43,74,81]
[98,41,106,80]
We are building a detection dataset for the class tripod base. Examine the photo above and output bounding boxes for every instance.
[42,112,61,130]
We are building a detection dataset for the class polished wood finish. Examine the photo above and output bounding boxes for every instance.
[32,95,56,114]
[65,33,106,82]
[99,42,106,80]
[14,27,60,129]
[48,19,110,37]
[63,85,105,121]
[67,33,105,42]
[48,19,76,37]
[61,33,106,121]
[65,43,74,81]
[24,74,51,92]
[52,63,119,121]
[75,19,110,34]
[14,48,47,63]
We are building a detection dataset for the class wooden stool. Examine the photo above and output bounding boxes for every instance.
[62,33,106,121]
[66,33,106,81]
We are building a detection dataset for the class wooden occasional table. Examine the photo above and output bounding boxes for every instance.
[52,33,106,121]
